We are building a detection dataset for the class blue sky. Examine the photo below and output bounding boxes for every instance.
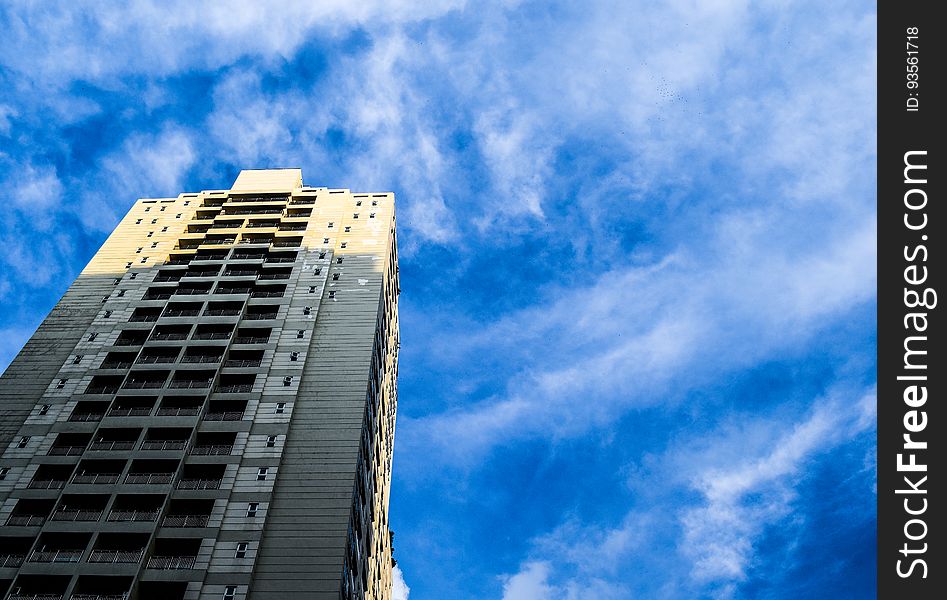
[0,1,876,599]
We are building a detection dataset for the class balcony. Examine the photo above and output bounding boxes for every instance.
[162,514,210,528]
[278,223,307,231]
[47,446,85,456]
[189,444,233,456]
[99,360,133,369]
[125,472,174,484]
[289,198,315,205]
[257,272,289,280]
[71,473,120,485]
[223,269,258,277]
[191,331,231,340]
[251,289,284,298]
[122,380,164,390]
[50,509,103,522]
[175,478,221,490]
[210,222,242,229]
[242,312,277,321]
[272,240,301,248]
[215,287,252,295]
[168,380,211,389]
[174,287,210,296]
[142,291,173,300]
[137,355,177,365]
[107,509,159,522]
[28,549,84,563]
[87,549,144,564]
[201,238,235,246]
[203,308,241,316]
[128,313,158,323]
[223,358,262,367]
[146,555,197,570]
[162,308,199,317]
[85,385,120,395]
[181,355,222,364]
[69,411,105,422]
[233,336,268,344]
[265,256,295,263]
[150,332,187,341]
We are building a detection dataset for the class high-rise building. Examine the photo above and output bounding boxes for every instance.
[0,169,400,600]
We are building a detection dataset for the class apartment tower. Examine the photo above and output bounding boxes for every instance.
[0,169,400,600]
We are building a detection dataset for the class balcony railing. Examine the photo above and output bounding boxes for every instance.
[142,292,173,300]
[0,552,25,567]
[175,478,221,490]
[189,444,233,456]
[272,241,301,248]
[122,380,165,389]
[211,222,242,228]
[140,440,187,451]
[257,273,289,280]
[114,338,146,347]
[225,208,282,215]
[125,472,174,484]
[128,314,158,322]
[48,445,85,456]
[251,290,283,298]
[72,473,120,485]
[107,509,159,522]
[163,514,210,527]
[233,336,268,344]
[69,412,104,422]
[265,257,295,263]
[28,549,84,563]
[165,258,192,265]
[174,288,210,295]
[162,309,200,317]
[278,224,307,231]
[5,514,46,526]
[231,253,265,260]
[136,355,177,364]
[245,222,277,228]
[203,411,244,421]
[290,198,315,205]
[181,355,222,363]
[191,332,231,340]
[203,308,241,316]
[238,238,271,245]
[88,440,135,451]
[87,548,144,564]
[150,332,188,341]
[152,275,181,282]
[107,407,151,417]
[215,287,252,295]
[215,384,252,393]
[28,478,67,489]
[202,238,236,245]
[85,385,120,394]
[242,313,277,321]
[51,509,102,522]
[8,594,63,600]
[99,361,133,369]
[146,555,197,570]
[223,270,258,277]
[182,271,219,278]
[71,594,130,600]
[223,359,262,367]
[168,380,211,389]
[156,406,201,417]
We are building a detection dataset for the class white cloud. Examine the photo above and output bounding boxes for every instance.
[502,561,556,600]
[392,565,411,600]
[12,163,63,212]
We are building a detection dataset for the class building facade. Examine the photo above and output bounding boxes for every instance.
[0,169,400,600]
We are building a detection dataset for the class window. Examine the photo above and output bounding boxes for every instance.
[246,503,259,517]
[17,436,30,448]
[151,242,158,248]
[184,201,190,206]
[235,542,248,558]
[141,257,148,263]
[308,286,316,293]
[327,222,334,228]
[147,231,154,237]
[303,307,311,315]
[151,219,158,224]
[283,376,293,387]
[57,378,68,388]
[136,218,142,224]
[353,213,359,219]
[370,213,376,219]
[0,467,8,480]
[290,352,299,362]
[88,333,97,341]
[332,273,340,281]
[322,238,329,244]
[265,435,276,448]
[145,207,151,212]
[224,586,237,600]
[161,226,168,232]
[125,262,132,269]
[336,257,343,264]
[130,273,138,279]
[340,242,347,249]
[117,290,126,297]
[102,295,109,303]
[176,213,182,219]
[39,404,51,415]
[136,247,143,254]
[73,355,83,364]
[356,200,362,207]
[296,330,304,339]
[275,402,285,414]
[328,291,336,299]
[314,268,321,275]
[160,206,166,212]
[344,226,351,232]
[372,200,378,206]
[257,468,268,481]
[319,252,326,259]
[103,310,113,318]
